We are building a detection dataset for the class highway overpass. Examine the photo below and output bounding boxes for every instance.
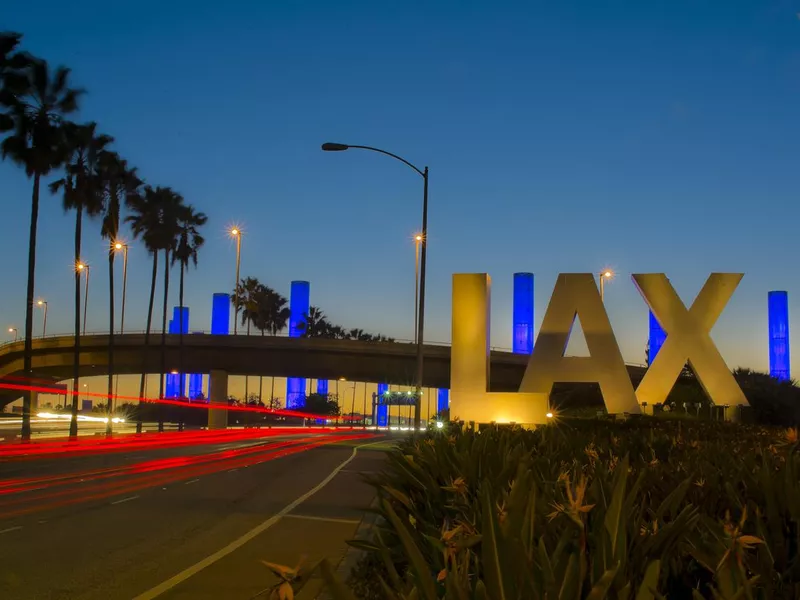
[0,333,647,408]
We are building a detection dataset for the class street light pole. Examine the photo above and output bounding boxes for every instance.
[116,243,129,333]
[8,327,18,342]
[37,300,48,337]
[82,265,90,335]
[599,270,613,303]
[322,142,428,430]
[231,228,242,335]
[414,234,421,344]
[115,242,128,402]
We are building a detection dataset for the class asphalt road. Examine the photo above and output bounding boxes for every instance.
[0,430,387,599]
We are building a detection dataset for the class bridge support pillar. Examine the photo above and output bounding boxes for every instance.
[208,369,228,430]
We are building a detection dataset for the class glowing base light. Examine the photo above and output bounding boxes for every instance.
[36,412,125,424]
[435,421,444,429]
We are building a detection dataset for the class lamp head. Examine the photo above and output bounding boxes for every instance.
[37,300,43,306]
[114,242,123,250]
[321,142,349,152]
[230,228,240,236]
[602,270,613,279]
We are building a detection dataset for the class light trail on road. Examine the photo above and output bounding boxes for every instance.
[0,426,368,460]
[0,432,377,519]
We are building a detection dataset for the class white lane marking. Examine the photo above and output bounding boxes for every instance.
[0,526,23,535]
[132,439,386,600]
[227,468,238,473]
[184,479,200,485]
[284,514,360,525]
[110,495,140,505]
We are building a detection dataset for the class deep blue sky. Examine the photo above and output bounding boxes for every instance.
[2,0,800,372]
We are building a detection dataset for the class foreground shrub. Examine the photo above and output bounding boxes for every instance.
[330,419,800,599]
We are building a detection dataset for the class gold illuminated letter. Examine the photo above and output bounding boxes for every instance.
[450,273,550,425]
[520,273,640,415]
[633,273,748,409]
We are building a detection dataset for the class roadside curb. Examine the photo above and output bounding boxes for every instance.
[315,495,381,599]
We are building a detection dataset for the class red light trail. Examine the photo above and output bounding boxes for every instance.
[0,432,377,519]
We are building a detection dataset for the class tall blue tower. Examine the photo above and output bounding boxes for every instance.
[513,273,534,354]
[166,307,190,397]
[211,293,230,335]
[375,383,389,427]
[437,388,449,415]
[768,291,790,381]
[648,311,667,366]
[287,281,310,408]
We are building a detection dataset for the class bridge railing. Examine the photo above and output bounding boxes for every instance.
[0,330,648,368]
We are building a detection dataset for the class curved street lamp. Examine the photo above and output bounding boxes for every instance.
[322,142,429,429]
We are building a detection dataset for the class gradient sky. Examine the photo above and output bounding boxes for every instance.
[2,0,800,374]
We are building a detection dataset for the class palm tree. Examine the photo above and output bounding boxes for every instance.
[232,277,263,401]
[100,153,141,434]
[252,286,290,402]
[301,306,330,338]
[49,121,110,438]
[0,33,29,132]
[126,185,181,432]
[172,204,207,395]
[155,189,184,429]
[1,57,83,439]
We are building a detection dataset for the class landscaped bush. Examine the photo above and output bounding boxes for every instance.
[326,418,800,599]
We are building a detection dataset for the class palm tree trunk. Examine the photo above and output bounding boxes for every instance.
[258,329,264,402]
[21,173,41,441]
[69,204,83,440]
[178,262,185,432]
[158,248,171,431]
[178,262,185,396]
[244,320,251,403]
[137,252,158,434]
[106,248,115,436]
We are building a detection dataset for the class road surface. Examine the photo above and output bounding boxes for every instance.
[0,429,387,599]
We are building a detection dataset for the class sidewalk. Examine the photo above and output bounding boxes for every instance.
[156,445,387,599]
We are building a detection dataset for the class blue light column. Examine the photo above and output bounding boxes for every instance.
[648,311,667,366]
[165,317,178,397]
[437,388,449,415]
[375,383,389,427]
[189,373,203,400]
[768,291,790,381]
[317,380,329,396]
[513,273,534,354]
[211,293,230,335]
[287,281,310,409]
[166,307,190,397]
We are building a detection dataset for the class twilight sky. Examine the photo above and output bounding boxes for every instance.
[2,0,800,374]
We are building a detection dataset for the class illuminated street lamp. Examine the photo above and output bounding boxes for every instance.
[322,142,429,430]
[114,242,129,333]
[599,270,613,303]
[8,327,18,342]
[230,227,242,335]
[36,300,48,337]
[77,262,90,335]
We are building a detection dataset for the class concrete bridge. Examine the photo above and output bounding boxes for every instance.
[0,333,647,409]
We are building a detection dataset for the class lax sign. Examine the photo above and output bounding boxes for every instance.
[450,273,748,424]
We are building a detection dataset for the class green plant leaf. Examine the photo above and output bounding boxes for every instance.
[586,563,620,600]
[604,455,629,557]
[634,560,661,600]
[381,498,438,600]
[480,486,509,600]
